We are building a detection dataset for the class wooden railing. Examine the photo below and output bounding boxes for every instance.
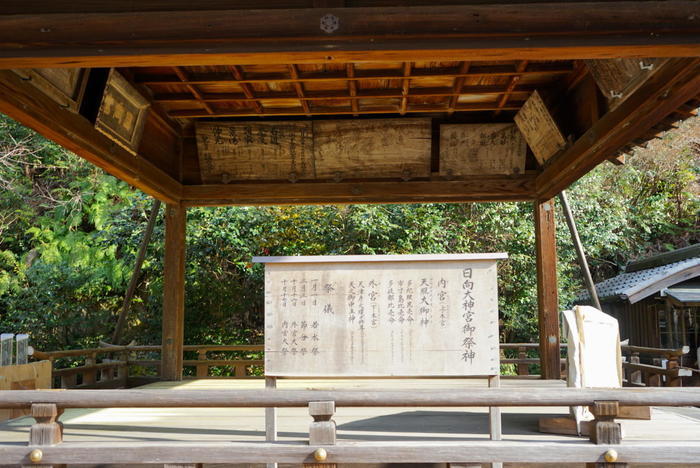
[621,345,692,387]
[33,344,263,389]
[1,387,700,466]
[34,343,691,389]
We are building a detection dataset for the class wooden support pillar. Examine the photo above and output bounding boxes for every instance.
[161,203,186,381]
[534,199,561,380]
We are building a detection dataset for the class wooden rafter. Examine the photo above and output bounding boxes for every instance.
[153,86,535,105]
[138,64,574,86]
[400,62,412,115]
[172,67,213,115]
[346,63,359,116]
[228,65,263,114]
[0,70,181,203]
[494,61,529,117]
[145,61,557,118]
[168,102,524,119]
[288,64,311,115]
[447,62,470,115]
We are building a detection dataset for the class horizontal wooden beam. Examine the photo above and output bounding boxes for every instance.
[536,58,700,198]
[169,102,524,118]
[0,70,183,203]
[2,387,700,408]
[2,441,700,465]
[154,86,536,104]
[181,177,536,206]
[0,2,699,68]
[139,65,574,86]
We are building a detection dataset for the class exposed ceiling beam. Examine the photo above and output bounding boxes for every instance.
[0,70,183,204]
[0,2,698,68]
[181,176,536,207]
[536,58,700,199]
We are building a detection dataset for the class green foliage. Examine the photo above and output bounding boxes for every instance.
[0,112,697,353]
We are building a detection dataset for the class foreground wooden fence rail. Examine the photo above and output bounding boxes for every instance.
[32,343,690,389]
[1,387,700,466]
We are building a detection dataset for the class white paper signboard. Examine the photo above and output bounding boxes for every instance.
[253,254,505,377]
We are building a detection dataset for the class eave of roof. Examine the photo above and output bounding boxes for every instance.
[577,258,700,304]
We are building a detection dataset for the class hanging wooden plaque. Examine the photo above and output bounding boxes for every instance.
[313,118,431,180]
[514,91,566,165]
[439,123,527,176]
[95,69,150,155]
[585,58,664,110]
[12,68,89,112]
[196,121,314,183]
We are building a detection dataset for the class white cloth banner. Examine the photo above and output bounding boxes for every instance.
[562,305,622,433]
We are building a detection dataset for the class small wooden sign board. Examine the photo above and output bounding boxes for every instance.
[585,58,664,110]
[514,90,566,165]
[440,123,527,176]
[95,69,150,155]
[12,68,89,113]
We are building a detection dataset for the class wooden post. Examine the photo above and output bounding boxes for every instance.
[161,203,186,381]
[517,346,529,376]
[587,400,627,468]
[534,199,561,380]
[22,403,63,468]
[488,375,503,468]
[305,400,337,468]
[629,353,642,386]
[83,352,96,386]
[265,376,278,468]
[195,350,208,378]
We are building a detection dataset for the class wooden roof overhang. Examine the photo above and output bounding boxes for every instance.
[0,1,699,207]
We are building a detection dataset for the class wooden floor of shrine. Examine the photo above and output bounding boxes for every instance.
[1,378,700,467]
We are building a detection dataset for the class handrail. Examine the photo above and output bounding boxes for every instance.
[1,387,699,408]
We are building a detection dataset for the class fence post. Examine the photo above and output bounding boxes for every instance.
[196,350,208,378]
[22,403,63,468]
[666,355,682,387]
[587,400,627,468]
[629,353,642,386]
[83,352,97,386]
[305,400,337,468]
[517,346,529,376]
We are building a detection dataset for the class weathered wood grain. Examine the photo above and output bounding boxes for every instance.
[3,440,700,465]
[1,387,699,408]
[0,70,181,204]
[514,91,566,165]
[536,58,700,199]
[585,58,665,110]
[181,176,537,206]
[261,257,501,377]
[439,123,526,176]
[95,69,150,156]
[0,3,699,68]
[12,68,88,112]
[196,121,313,183]
[161,204,186,381]
[314,119,431,180]
[534,199,561,380]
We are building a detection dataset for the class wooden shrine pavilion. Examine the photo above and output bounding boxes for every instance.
[1,2,700,466]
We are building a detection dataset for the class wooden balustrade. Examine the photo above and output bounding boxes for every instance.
[33,344,264,389]
[1,387,700,466]
[33,343,690,389]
